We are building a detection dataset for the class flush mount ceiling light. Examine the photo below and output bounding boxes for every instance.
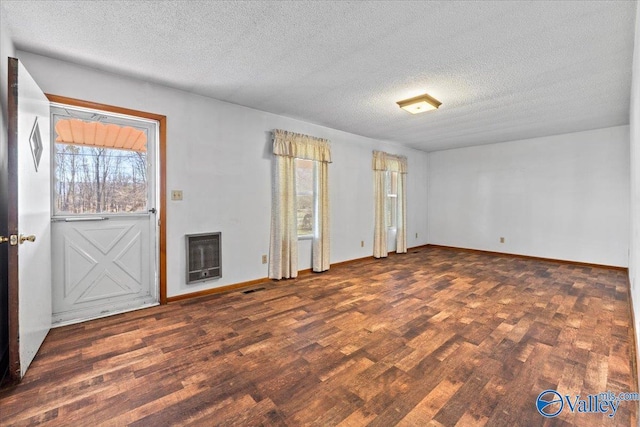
[397,93,442,114]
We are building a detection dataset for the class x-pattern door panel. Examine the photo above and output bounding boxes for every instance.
[52,217,154,324]
[64,223,143,302]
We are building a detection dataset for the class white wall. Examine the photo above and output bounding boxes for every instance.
[629,1,640,382]
[428,126,630,267]
[16,51,429,298]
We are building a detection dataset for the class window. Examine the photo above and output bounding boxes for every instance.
[54,144,148,214]
[386,171,398,228]
[51,109,150,215]
[270,129,331,278]
[295,158,316,237]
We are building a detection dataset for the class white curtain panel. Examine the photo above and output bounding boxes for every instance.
[270,129,331,278]
[396,171,407,253]
[373,168,387,258]
[269,155,298,279]
[313,161,330,272]
[372,150,408,258]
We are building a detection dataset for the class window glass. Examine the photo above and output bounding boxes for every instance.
[386,171,398,228]
[295,158,314,236]
[54,143,147,214]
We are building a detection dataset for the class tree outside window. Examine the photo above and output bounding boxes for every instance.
[54,143,147,214]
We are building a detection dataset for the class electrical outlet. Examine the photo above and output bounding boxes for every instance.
[171,190,183,201]
[262,254,267,264]
[360,240,364,247]
[500,237,505,243]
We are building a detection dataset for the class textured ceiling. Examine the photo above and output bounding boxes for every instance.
[1,0,637,152]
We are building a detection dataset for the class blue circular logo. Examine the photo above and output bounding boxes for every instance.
[536,390,564,417]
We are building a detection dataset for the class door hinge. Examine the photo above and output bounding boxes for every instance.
[10,235,18,246]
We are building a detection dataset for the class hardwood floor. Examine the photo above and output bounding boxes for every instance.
[0,246,637,426]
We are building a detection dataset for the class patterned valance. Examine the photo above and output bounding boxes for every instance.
[372,150,408,173]
[273,129,332,163]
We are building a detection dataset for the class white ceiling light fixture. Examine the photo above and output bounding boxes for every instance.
[397,93,442,114]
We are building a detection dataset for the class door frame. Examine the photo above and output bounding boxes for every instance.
[6,57,20,384]
[45,94,168,305]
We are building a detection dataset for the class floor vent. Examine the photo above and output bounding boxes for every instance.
[243,287,266,294]
[186,232,221,284]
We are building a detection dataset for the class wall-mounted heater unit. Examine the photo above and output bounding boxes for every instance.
[186,232,221,284]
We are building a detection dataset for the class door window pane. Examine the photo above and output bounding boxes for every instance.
[54,143,147,214]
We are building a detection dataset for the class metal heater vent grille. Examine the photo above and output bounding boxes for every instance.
[186,232,221,284]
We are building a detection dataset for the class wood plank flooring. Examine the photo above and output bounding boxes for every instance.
[1,246,638,426]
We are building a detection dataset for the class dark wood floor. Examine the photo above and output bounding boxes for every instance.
[0,246,637,426]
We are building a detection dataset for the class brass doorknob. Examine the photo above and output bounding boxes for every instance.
[0,236,8,244]
[19,234,36,244]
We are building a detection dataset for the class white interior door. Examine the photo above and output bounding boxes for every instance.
[6,57,52,380]
[50,105,158,325]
